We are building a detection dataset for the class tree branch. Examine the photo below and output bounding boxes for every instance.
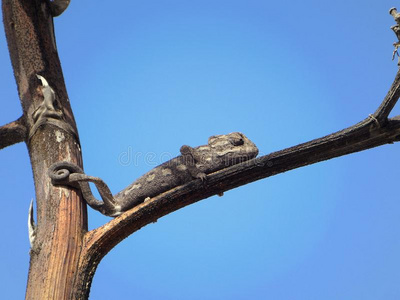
[0,116,27,149]
[82,116,400,252]
[373,69,400,123]
[77,67,400,285]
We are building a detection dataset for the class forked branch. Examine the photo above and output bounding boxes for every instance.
[373,69,400,122]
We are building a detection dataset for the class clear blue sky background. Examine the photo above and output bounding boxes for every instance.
[1,1,400,299]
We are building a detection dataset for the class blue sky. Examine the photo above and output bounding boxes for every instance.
[1,1,400,299]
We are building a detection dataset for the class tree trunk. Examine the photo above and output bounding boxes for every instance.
[2,0,88,298]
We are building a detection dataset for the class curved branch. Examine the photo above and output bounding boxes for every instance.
[373,69,400,123]
[77,113,400,286]
[84,64,400,249]
[76,67,400,285]
[0,116,27,149]
[73,17,400,293]
[82,115,400,253]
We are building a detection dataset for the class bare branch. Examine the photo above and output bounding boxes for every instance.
[76,112,400,291]
[79,65,400,262]
[373,69,400,123]
[0,116,27,149]
[80,112,400,272]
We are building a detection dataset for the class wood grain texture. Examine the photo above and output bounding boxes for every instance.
[3,0,86,299]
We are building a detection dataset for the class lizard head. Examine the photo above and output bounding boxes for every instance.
[207,132,258,167]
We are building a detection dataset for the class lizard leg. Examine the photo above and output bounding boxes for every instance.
[180,145,207,181]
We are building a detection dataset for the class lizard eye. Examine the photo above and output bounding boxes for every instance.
[229,137,244,146]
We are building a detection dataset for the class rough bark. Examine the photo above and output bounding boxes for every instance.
[3,0,86,299]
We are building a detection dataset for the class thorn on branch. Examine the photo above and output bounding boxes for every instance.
[28,199,36,248]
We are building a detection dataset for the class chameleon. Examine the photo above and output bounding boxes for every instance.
[48,132,259,217]
[29,75,78,141]
[33,75,63,123]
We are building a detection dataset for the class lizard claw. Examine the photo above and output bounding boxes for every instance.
[197,172,207,182]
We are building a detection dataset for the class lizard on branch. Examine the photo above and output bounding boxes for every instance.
[48,132,259,217]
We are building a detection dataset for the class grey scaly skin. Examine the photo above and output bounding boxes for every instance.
[113,132,259,215]
[30,75,79,141]
[49,132,259,217]
[33,75,63,122]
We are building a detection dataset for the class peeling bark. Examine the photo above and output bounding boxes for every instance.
[3,0,86,299]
